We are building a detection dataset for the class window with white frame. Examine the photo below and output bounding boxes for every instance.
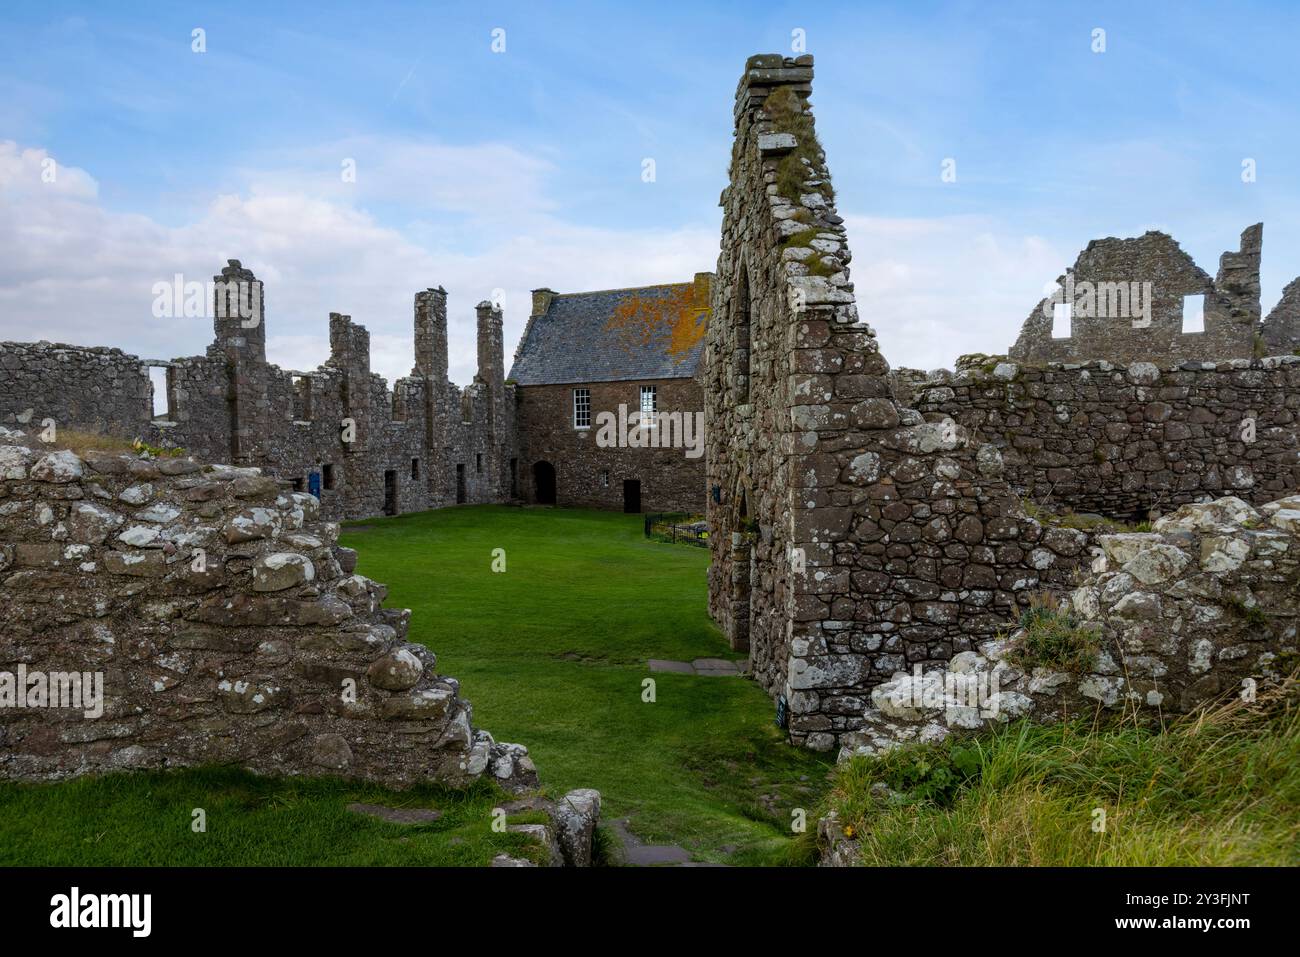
[640,385,658,427]
[600,470,609,488]
[573,388,591,429]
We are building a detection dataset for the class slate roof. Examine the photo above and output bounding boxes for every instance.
[508,281,710,386]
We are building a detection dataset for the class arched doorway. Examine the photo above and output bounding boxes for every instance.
[533,461,557,505]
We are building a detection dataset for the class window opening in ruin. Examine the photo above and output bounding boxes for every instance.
[148,365,173,420]
[411,457,420,480]
[573,388,591,429]
[601,470,609,488]
[291,477,305,493]
[383,470,398,516]
[392,390,407,422]
[476,452,483,473]
[509,458,518,497]
[456,464,467,504]
[735,268,751,402]
[323,464,335,490]
[461,390,473,424]
[1182,294,1205,333]
[640,385,657,427]
[1051,302,1072,339]
[291,375,312,421]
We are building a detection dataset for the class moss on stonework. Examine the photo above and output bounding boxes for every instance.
[764,86,835,205]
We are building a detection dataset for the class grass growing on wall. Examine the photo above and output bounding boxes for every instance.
[799,676,1300,866]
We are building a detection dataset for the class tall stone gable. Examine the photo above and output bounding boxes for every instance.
[705,55,1084,750]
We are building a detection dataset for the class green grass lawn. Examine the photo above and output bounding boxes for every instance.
[0,505,831,866]
[340,505,833,864]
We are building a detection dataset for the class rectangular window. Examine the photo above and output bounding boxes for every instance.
[601,470,609,488]
[476,453,483,473]
[291,375,312,421]
[148,365,172,419]
[290,477,305,493]
[573,388,591,429]
[1051,302,1072,339]
[640,385,658,426]
[322,463,335,490]
[1182,294,1205,333]
[411,458,420,480]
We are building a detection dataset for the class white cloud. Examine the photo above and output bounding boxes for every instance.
[844,215,1065,370]
[0,139,716,387]
[0,140,1069,391]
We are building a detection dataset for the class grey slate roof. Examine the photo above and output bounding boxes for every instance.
[508,282,710,386]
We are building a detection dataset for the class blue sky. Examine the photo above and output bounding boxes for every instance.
[2,0,1298,384]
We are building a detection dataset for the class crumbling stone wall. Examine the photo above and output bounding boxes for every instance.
[905,357,1300,518]
[0,261,516,523]
[836,494,1300,761]
[705,55,1087,751]
[0,430,536,789]
[1009,227,1265,366]
[1261,276,1300,355]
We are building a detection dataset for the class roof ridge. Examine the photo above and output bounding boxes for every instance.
[549,282,694,300]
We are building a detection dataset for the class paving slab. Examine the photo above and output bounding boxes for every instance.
[347,802,442,825]
[648,659,695,673]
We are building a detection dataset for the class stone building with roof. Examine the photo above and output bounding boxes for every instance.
[509,274,712,513]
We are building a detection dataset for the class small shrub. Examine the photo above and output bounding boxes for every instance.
[1008,593,1100,673]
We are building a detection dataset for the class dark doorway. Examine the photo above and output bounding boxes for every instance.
[533,461,556,505]
[456,464,467,504]
[623,479,641,513]
[383,470,397,515]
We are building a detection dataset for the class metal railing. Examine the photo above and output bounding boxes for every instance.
[643,512,709,547]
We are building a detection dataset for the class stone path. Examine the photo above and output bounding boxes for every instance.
[346,802,442,825]
[647,657,745,676]
[607,818,729,867]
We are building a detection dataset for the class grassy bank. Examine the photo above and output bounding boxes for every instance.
[806,678,1300,866]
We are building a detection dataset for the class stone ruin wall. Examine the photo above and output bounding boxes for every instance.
[706,55,1089,752]
[0,260,517,523]
[904,357,1300,519]
[1008,226,1269,365]
[0,431,537,790]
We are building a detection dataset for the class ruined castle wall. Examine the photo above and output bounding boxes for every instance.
[706,55,1087,751]
[1261,276,1300,355]
[0,265,517,523]
[906,357,1300,518]
[0,434,536,789]
[0,342,155,438]
[515,377,705,512]
[1008,226,1262,366]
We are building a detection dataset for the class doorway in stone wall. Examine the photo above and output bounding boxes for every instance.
[383,470,398,516]
[623,479,641,513]
[456,464,467,504]
[533,461,556,505]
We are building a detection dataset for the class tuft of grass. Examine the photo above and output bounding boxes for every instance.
[1007,592,1100,673]
[804,674,1300,866]
[764,86,835,205]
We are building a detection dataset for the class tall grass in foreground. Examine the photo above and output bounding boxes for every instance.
[797,674,1300,866]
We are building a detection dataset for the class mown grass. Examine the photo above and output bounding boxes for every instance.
[0,768,556,866]
[340,505,833,864]
[802,677,1300,866]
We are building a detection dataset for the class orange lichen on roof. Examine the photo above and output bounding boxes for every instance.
[604,284,709,365]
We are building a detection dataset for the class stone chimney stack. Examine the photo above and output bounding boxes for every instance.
[530,288,555,318]
[212,259,266,365]
[476,299,505,390]
[413,287,448,381]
